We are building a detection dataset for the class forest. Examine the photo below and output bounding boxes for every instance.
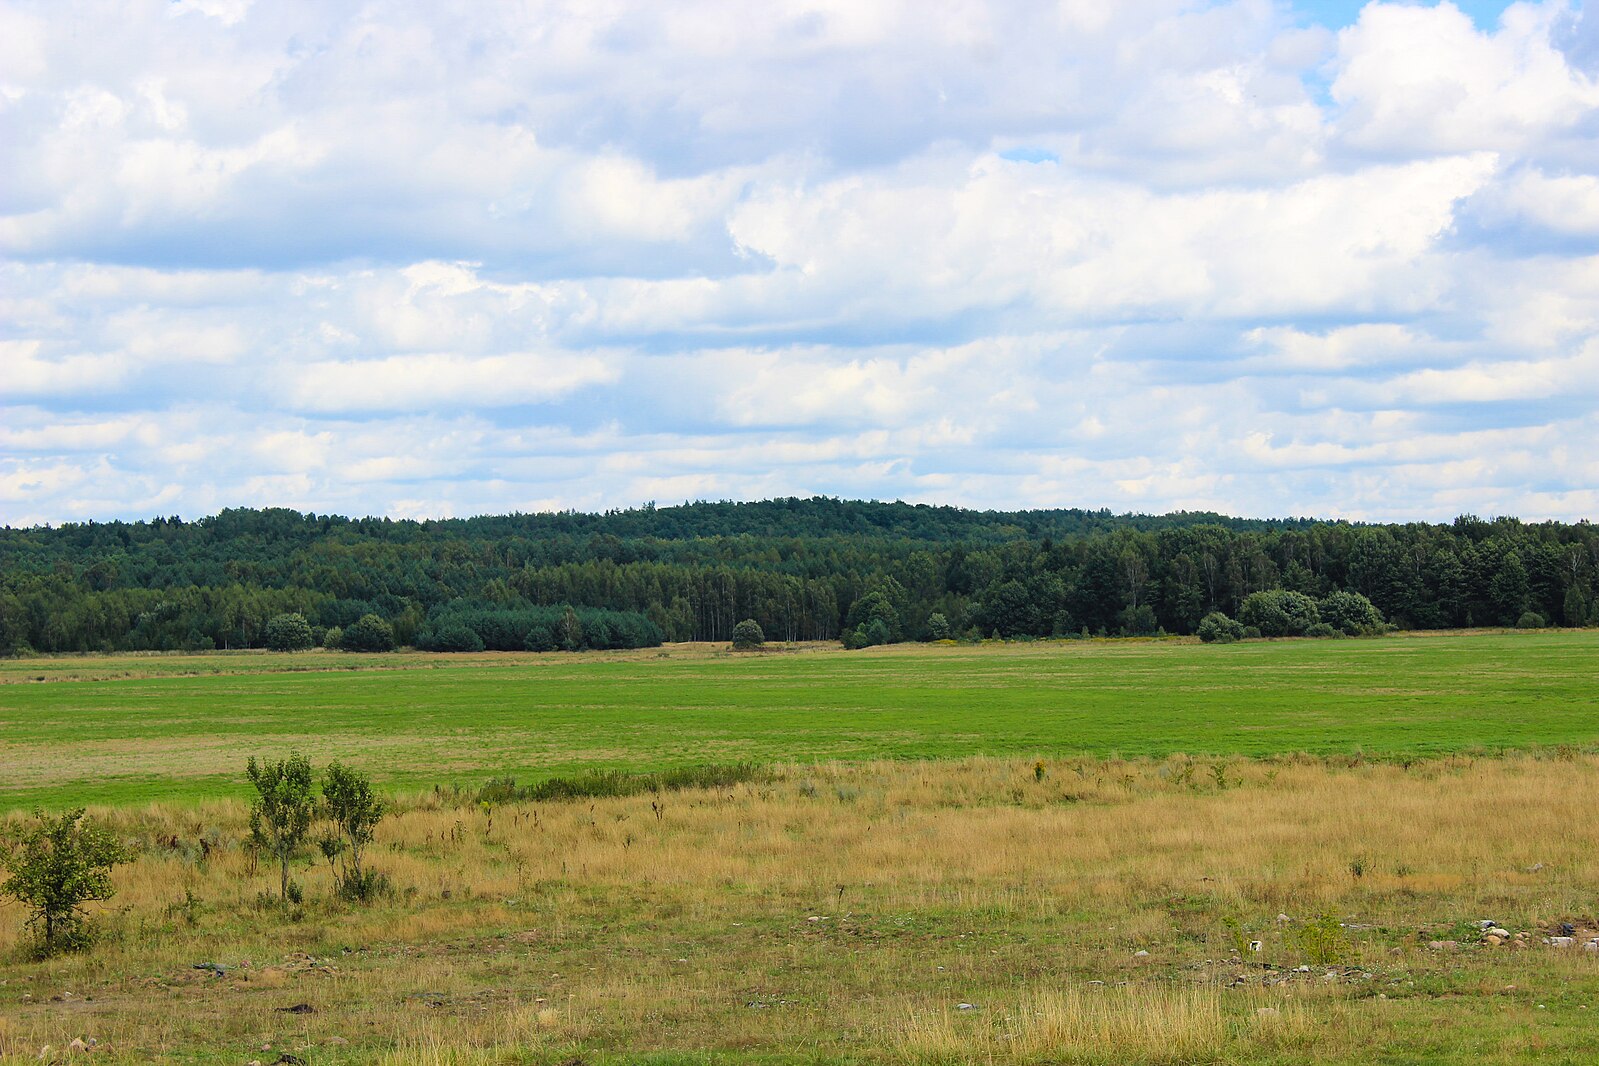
[0,497,1595,655]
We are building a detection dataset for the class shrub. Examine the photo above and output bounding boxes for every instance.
[926,612,951,641]
[1196,612,1245,644]
[341,613,395,653]
[1239,589,1321,637]
[247,753,315,904]
[1318,590,1386,635]
[1305,622,1340,638]
[845,590,902,642]
[322,762,387,902]
[1117,604,1159,636]
[1516,611,1547,629]
[864,618,893,647]
[322,625,343,650]
[418,622,485,653]
[474,763,762,805]
[264,612,315,652]
[2,809,128,957]
[1292,914,1352,965]
[731,618,765,650]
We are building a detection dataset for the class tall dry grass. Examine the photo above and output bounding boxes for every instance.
[2,753,1596,1062]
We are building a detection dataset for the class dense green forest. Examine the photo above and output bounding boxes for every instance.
[0,498,1594,655]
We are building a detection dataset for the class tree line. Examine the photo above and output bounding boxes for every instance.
[1,499,1595,654]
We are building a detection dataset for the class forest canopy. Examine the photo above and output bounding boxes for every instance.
[0,498,1593,655]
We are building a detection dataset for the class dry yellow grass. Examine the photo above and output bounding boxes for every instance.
[2,754,1598,1063]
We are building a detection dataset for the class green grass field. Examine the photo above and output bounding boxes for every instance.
[4,630,1597,810]
[5,632,1599,1064]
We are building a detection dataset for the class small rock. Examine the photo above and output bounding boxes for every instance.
[1133,950,1150,957]
[956,1003,976,1010]
[67,1040,87,1054]
[1276,914,1292,923]
[1486,927,1511,940]
[1427,940,1458,951]
[1549,936,1576,948]
[1294,965,1311,973]
[1486,935,1505,947]
[1477,920,1497,929]
[1248,940,1263,952]
[1584,940,1599,954]
[274,1003,315,1015]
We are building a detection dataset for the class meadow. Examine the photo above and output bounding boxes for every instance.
[3,630,1598,810]
[2,632,1599,1064]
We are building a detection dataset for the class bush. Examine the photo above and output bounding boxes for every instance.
[265,612,315,652]
[418,622,485,653]
[322,625,343,650]
[844,590,902,642]
[322,762,387,902]
[415,605,663,653]
[864,618,893,647]
[1305,622,1340,638]
[1239,589,1321,637]
[247,753,315,903]
[925,612,951,641]
[1318,590,1385,635]
[341,613,396,653]
[1196,611,1245,644]
[2,808,128,957]
[475,763,762,805]
[731,618,765,650]
[1293,914,1352,966]
[1516,611,1547,629]
[1117,604,1158,636]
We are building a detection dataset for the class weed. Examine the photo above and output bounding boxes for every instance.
[1292,914,1351,966]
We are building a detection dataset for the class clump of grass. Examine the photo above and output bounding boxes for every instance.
[472,763,764,805]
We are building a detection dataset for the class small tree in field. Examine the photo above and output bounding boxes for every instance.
[731,618,765,650]
[265,612,315,652]
[321,761,386,901]
[3,808,127,957]
[247,753,315,904]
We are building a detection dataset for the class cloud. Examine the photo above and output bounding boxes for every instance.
[289,352,620,412]
[1,0,1596,526]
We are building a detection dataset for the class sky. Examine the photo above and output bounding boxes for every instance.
[2,0,1598,527]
